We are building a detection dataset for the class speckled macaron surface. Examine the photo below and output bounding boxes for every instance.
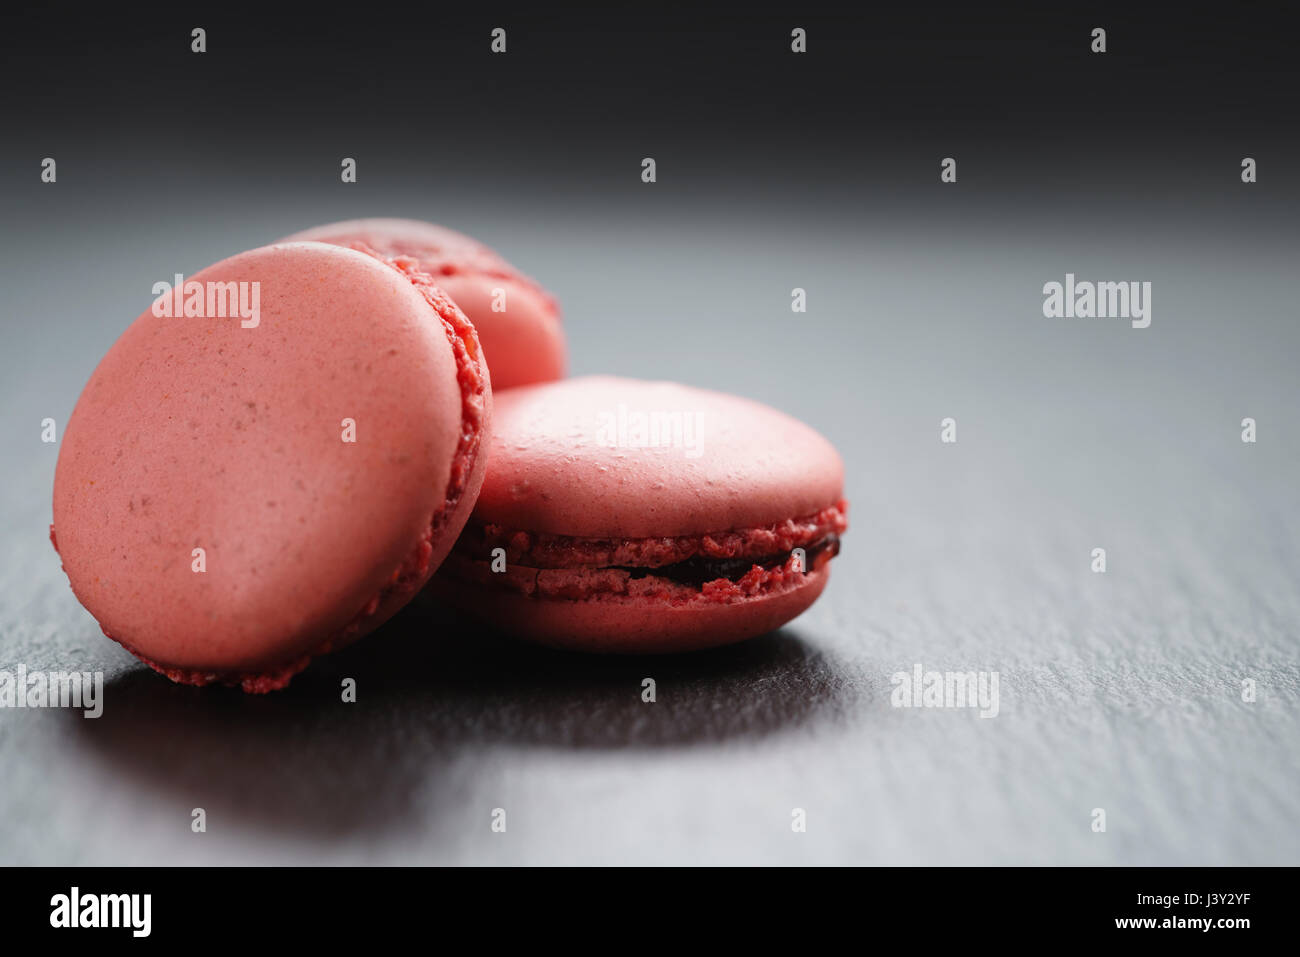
[282,218,565,390]
[435,376,847,652]
[51,241,490,691]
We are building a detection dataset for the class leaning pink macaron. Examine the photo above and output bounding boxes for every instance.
[51,241,491,692]
[433,376,847,652]
[281,218,565,390]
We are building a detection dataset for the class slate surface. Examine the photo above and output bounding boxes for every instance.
[1,189,1296,866]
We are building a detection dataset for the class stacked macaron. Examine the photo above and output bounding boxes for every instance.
[51,219,846,690]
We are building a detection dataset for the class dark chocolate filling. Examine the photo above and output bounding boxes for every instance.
[622,534,841,588]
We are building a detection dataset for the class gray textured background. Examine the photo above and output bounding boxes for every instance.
[2,10,1298,865]
[2,189,1297,865]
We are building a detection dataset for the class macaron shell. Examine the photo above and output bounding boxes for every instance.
[283,218,513,276]
[281,218,565,390]
[474,376,845,538]
[432,273,565,388]
[52,242,468,676]
[432,564,831,653]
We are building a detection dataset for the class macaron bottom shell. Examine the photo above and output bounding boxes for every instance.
[432,560,833,654]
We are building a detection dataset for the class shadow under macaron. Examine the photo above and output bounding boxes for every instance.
[68,599,856,841]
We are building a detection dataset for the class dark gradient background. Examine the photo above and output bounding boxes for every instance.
[1,7,1297,864]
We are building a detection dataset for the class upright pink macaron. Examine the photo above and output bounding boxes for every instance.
[434,376,848,652]
[281,218,565,391]
[51,242,491,692]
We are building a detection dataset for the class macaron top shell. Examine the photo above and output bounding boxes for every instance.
[52,242,484,681]
[281,218,565,390]
[473,376,844,538]
[284,218,519,278]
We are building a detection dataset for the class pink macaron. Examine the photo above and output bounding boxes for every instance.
[51,241,491,692]
[433,376,847,652]
[281,218,565,391]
